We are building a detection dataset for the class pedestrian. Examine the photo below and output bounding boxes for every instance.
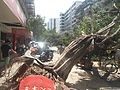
[1,40,16,73]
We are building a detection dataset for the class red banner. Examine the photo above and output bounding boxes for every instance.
[12,28,32,38]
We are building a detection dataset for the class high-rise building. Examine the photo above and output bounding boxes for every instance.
[47,18,56,30]
[59,1,82,32]
[47,18,60,32]
[75,0,112,24]
[19,0,35,18]
[55,18,60,33]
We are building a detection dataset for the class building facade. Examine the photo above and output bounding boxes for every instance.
[19,0,35,18]
[59,1,82,32]
[0,0,35,59]
[75,0,113,24]
[47,18,60,32]
[55,18,60,33]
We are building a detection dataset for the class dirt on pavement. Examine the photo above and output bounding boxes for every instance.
[53,52,120,90]
[0,52,120,90]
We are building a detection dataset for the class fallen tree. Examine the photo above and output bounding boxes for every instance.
[53,12,120,80]
[0,2,120,90]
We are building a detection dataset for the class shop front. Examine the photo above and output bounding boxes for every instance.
[0,23,12,59]
[0,0,27,59]
[12,28,32,50]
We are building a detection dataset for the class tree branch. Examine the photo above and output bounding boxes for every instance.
[99,28,120,45]
[96,15,118,34]
[104,29,111,36]
[111,43,120,50]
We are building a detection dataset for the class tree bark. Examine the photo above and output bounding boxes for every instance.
[53,13,120,80]
[54,35,93,80]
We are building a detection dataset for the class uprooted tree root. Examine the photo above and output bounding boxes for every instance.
[0,57,69,90]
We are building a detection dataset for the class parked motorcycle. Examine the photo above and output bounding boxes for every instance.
[30,41,54,62]
[39,49,54,62]
[30,42,43,55]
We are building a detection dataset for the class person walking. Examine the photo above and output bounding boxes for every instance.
[1,40,16,73]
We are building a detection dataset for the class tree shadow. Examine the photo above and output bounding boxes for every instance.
[65,67,120,90]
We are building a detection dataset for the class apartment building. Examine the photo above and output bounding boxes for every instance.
[75,0,113,24]
[59,1,82,32]
[47,18,60,32]
[19,0,35,18]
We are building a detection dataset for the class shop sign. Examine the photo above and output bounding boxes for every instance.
[19,75,54,90]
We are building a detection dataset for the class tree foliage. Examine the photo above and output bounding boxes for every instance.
[54,0,120,46]
[26,0,120,47]
[74,0,120,47]
[27,15,46,41]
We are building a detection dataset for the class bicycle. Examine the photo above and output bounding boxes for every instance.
[101,49,120,74]
[104,58,118,74]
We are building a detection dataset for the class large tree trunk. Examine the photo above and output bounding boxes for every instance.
[53,35,93,80]
[53,13,120,80]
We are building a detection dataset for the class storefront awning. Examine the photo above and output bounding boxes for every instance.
[0,0,26,26]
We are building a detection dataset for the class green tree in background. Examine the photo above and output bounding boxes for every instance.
[27,15,46,41]
[73,0,120,53]
[26,0,120,47]
[74,0,114,35]
[74,0,120,42]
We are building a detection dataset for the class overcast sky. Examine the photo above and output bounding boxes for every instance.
[35,0,85,22]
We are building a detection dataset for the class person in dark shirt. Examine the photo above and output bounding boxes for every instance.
[1,40,16,73]
[1,41,11,58]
